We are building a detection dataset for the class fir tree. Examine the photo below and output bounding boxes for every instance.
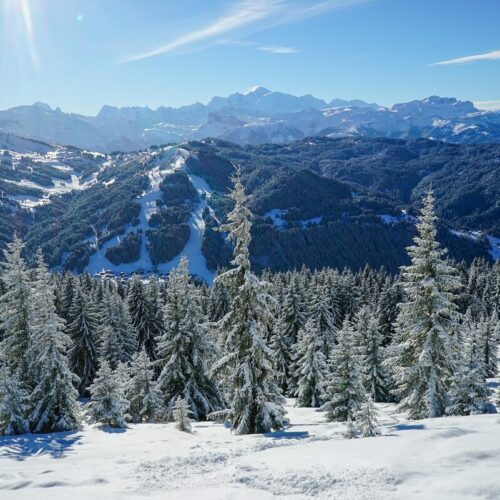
[127,275,161,361]
[156,257,224,420]
[293,317,328,407]
[386,191,462,419]
[355,306,388,402]
[0,366,30,436]
[212,169,286,434]
[68,286,100,395]
[88,360,129,428]
[323,318,366,422]
[100,288,137,369]
[270,310,293,395]
[0,236,33,382]
[28,250,82,433]
[356,396,381,437]
[447,323,490,416]
[126,350,163,423]
[478,313,499,378]
[173,396,192,433]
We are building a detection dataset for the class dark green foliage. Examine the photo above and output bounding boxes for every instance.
[105,232,141,265]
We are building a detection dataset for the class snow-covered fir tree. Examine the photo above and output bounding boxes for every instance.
[156,257,224,420]
[355,306,388,402]
[270,309,293,395]
[127,275,161,361]
[28,250,82,433]
[212,169,286,434]
[0,236,33,383]
[323,317,366,422]
[68,285,100,396]
[447,321,490,416]
[293,317,328,407]
[88,360,129,428]
[477,312,499,378]
[308,283,337,358]
[173,396,192,432]
[0,366,30,436]
[100,287,137,369]
[356,396,381,437]
[386,190,462,419]
[126,350,163,423]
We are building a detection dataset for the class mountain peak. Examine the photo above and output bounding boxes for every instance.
[243,86,271,96]
[33,101,52,111]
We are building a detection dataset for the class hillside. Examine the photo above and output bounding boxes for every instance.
[0,134,497,278]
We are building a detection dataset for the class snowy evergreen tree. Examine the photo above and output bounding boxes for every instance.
[127,275,161,361]
[28,250,82,433]
[447,323,490,416]
[212,169,286,434]
[344,418,359,439]
[0,236,33,383]
[68,286,100,395]
[323,318,366,422]
[156,257,224,420]
[356,396,381,437]
[88,360,129,428]
[477,313,499,378]
[270,310,293,395]
[293,317,328,407]
[355,306,388,402]
[308,283,337,358]
[386,190,462,419]
[126,350,163,423]
[173,396,192,433]
[100,287,137,369]
[0,366,30,436]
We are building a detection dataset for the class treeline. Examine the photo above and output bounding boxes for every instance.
[0,177,499,438]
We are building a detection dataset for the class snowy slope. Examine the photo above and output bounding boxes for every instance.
[1,398,499,499]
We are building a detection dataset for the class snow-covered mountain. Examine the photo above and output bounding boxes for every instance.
[2,88,499,151]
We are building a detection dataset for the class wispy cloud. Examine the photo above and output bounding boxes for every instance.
[258,45,298,54]
[434,49,500,66]
[121,0,367,62]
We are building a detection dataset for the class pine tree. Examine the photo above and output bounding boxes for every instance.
[293,317,328,407]
[28,250,82,433]
[0,366,30,436]
[88,360,129,428]
[356,396,381,437]
[386,191,462,419]
[156,257,224,420]
[270,310,293,395]
[100,287,137,369]
[126,350,163,423]
[68,286,100,395]
[323,318,366,422]
[0,236,33,382]
[127,275,161,361]
[355,306,388,402]
[307,283,337,358]
[211,169,286,434]
[344,418,359,439]
[477,313,499,378]
[447,323,490,415]
[173,396,192,433]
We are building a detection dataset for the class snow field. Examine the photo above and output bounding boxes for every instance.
[1,399,500,499]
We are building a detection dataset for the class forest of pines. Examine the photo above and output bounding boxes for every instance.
[0,172,499,438]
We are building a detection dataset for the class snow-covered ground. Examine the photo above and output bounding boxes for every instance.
[1,396,499,499]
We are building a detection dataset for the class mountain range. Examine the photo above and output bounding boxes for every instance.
[2,87,500,152]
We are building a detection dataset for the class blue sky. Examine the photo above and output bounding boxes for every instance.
[1,0,499,114]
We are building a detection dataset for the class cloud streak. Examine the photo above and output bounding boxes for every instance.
[434,49,500,66]
[258,45,298,54]
[121,0,367,62]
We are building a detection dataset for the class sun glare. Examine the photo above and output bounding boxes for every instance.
[3,0,39,67]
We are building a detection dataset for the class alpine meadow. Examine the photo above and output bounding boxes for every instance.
[1,1,500,499]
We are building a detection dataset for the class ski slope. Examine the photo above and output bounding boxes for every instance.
[1,396,499,499]
[85,148,215,282]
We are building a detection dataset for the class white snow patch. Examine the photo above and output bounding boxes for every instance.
[264,208,289,229]
[2,398,500,499]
